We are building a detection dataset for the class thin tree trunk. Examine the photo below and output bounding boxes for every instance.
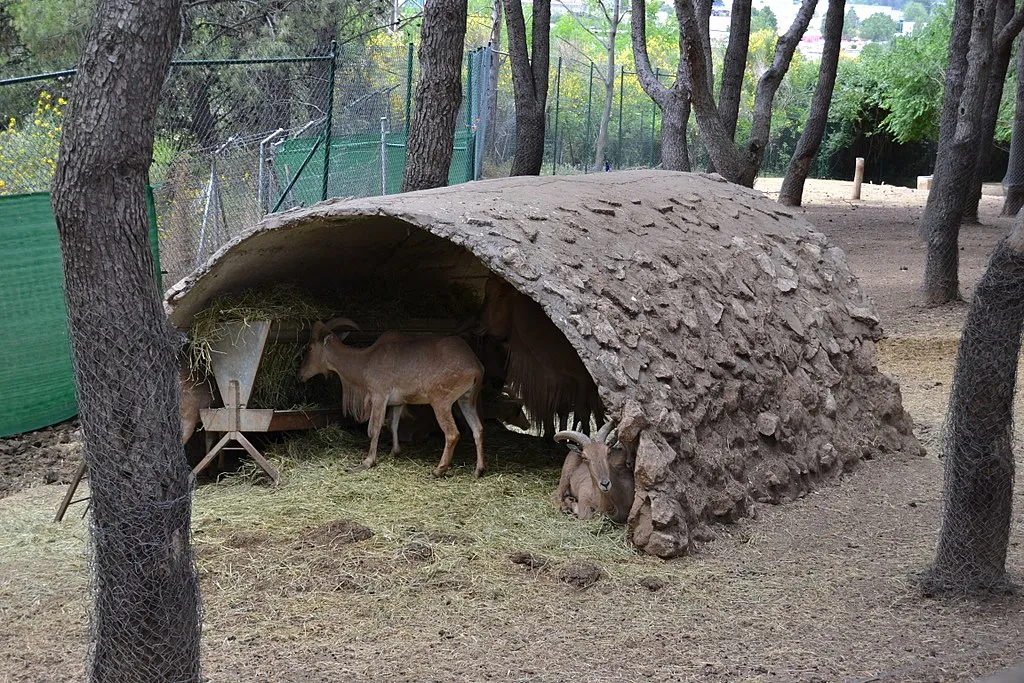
[593,0,620,170]
[1003,39,1024,215]
[963,0,1016,224]
[401,0,469,192]
[504,0,551,175]
[485,0,503,159]
[718,0,752,141]
[919,0,993,304]
[633,0,691,171]
[779,0,845,207]
[50,0,202,680]
[924,215,1024,596]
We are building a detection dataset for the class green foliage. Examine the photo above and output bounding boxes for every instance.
[750,6,778,33]
[7,0,93,70]
[902,1,929,24]
[859,12,899,41]
[0,91,63,195]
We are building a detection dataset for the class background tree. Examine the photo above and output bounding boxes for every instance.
[779,0,845,206]
[718,0,753,154]
[859,12,898,41]
[401,0,469,191]
[557,0,629,170]
[504,0,551,175]
[842,7,859,39]
[677,0,817,186]
[49,0,202,680]
[962,0,1021,223]
[750,6,777,33]
[1002,39,1024,215]
[631,0,692,170]
[903,1,929,24]
[924,214,1024,596]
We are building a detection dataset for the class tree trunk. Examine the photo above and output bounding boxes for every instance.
[1003,42,1024,215]
[593,0,620,170]
[678,0,817,186]
[49,0,202,680]
[924,216,1024,596]
[779,0,845,207]
[660,88,691,171]
[401,0,469,192]
[718,0,752,141]
[504,0,551,175]
[919,0,993,304]
[963,0,1016,224]
[633,0,691,171]
[484,0,502,159]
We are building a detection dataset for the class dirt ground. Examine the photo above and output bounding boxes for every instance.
[3,178,1024,683]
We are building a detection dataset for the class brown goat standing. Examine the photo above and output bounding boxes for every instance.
[299,318,486,478]
[475,276,603,437]
[553,422,635,524]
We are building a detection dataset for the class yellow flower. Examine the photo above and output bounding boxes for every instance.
[0,180,6,188]
[34,119,41,125]
[57,98,67,106]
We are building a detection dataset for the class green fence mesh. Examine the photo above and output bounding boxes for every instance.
[273,131,476,206]
[0,191,160,437]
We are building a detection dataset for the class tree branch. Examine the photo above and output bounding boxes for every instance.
[995,2,1024,53]
[630,0,669,105]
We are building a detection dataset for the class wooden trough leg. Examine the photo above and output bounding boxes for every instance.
[233,431,280,485]
[54,458,88,523]
[191,431,234,480]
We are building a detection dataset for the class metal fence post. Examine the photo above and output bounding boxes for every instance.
[405,42,415,136]
[381,116,388,195]
[551,56,562,176]
[474,47,490,180]
[617,66,624,169]
[321,40,337,202]
[466,48,475,182]
[585,61,594,173]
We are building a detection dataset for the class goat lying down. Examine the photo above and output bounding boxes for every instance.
[553,422,635,524]
[299,318,486,478]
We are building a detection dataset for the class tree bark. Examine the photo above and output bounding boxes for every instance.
[504,0,551,176]
[924,215,1024,597]
[1003,38,1024,216]
[779,0,845,207]
[718,0,752,142]
[632,0,691,171]
[678,0,817,186]
[963,0,1017,224]
[919,0,993,304]
[401,0,469,192]
[49,0,202,680]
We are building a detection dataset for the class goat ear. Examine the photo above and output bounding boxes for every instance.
[337,330,352,342]
[311,321,327,342]
[563,441,581,453]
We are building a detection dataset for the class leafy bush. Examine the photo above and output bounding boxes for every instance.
[0,91,63,195]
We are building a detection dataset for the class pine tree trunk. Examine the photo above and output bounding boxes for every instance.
[660,88,692,171]
[779,0,845,207]
[504,0,551,175]
[632,0,693,171]
[718,0,752,141]
[401,0,469,192]
[920,0,992,304]
[49,0,202,680]
[1002,36,1024,216]
[924,216,1024,596]
[963,0,1015,224]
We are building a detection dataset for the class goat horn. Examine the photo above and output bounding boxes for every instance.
[554,430,591,449]
[595,421,615,444]
[323,317,360,332]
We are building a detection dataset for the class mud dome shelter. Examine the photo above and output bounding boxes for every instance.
[165,169,921,558]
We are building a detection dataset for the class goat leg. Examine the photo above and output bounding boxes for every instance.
[389,404,405,456]
[456,393,486,478]
[429,401,461,478]
[553,451,581,508]
[361,400,387,470]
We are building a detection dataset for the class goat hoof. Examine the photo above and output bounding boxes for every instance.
[473,468,485,479]
[428,469,446,479]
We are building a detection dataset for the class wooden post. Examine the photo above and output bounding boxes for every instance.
[852,157,865,200]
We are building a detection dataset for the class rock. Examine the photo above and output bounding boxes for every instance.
[756,412,780,437]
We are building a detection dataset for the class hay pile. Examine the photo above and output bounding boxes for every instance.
[184,281,482,410]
